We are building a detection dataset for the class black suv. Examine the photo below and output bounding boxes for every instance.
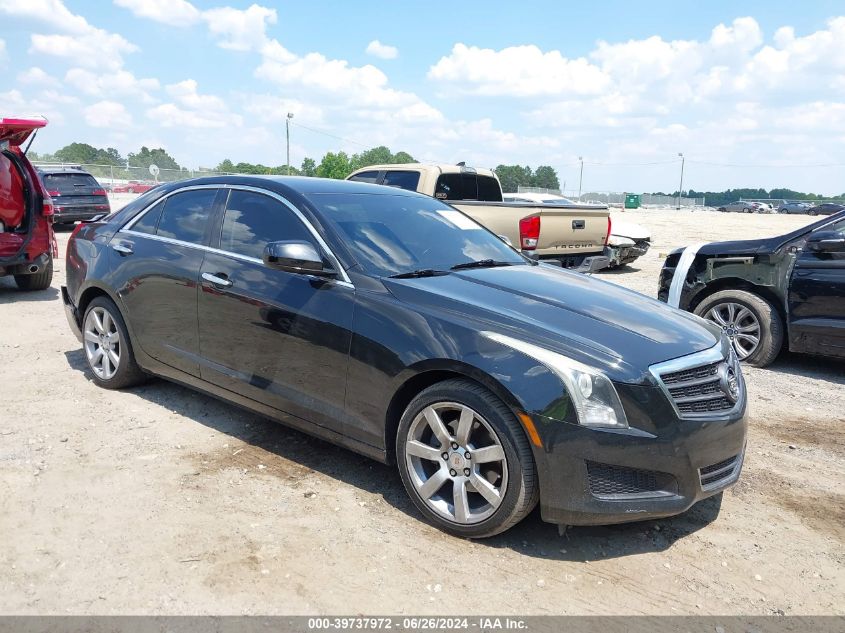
[37,166,110,225]
[659,211,845,366]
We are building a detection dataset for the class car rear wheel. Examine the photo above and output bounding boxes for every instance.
[694,289,783,367]
[396,379,539,538]
[14,256,53,291]
[82,296,146,389]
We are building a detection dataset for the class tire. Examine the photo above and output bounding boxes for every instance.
[743,207,751,213]
[717,207,726,213]
[808,209,817,216]
[14,257,53,291]
[396,379,539,538]
[693,289,783,367]
[81,296,147,389]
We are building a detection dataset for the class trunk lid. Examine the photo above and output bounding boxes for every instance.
[0,118,47,147]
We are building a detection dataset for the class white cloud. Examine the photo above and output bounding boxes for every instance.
[0,0,90,34]
[65,68,159,101]
[0,88,74,124]
[428,43,609,96]
[147,79,242,128]
[366,40,398,60]
[113,0,201,25]
[4,0,139,71]
[202,4,277,51]
[18,67,56,85]
[0,38,6,63]
[84,100,132,128]
[29,31,137,70]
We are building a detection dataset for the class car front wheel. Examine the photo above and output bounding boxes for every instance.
[694,289,783,367]
[82,296,147,389]
[396,379,539,538]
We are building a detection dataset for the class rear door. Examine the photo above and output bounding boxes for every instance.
[788,218,845,358]
[197,187,353,433]
[112,186,222,376]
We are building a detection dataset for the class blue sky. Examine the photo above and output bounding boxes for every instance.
[2,1,845,194]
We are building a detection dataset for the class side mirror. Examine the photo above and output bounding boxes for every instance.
[806,231,845,253]
[262,241,335,277]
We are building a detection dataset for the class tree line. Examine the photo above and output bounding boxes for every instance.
[31,141,836,201]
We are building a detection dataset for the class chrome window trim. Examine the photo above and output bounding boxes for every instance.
[648,340,746,421]
[118,183,353,286]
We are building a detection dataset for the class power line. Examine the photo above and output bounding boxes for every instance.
[686,158,845,168]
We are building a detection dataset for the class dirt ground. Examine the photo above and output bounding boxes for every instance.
[0,207,842,615]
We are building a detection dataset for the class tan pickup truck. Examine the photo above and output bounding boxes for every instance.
[346,163,611,272]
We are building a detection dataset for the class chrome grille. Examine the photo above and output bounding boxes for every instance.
[649,344,744,419]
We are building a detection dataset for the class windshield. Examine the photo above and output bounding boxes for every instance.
[308,193,526,277]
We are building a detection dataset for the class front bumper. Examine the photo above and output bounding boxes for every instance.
[533,382,747,526]
[61,285,83,342]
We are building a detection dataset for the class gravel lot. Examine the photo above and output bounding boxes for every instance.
[0,207,842,615]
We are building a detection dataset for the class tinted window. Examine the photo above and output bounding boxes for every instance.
[382,171,420,191]
[348,170,380,184]
[309,193,525,277]
[476,176,503,202]
[156,189,217,245]
[41,172,99,191]
[434,173,502,202]
[220,190,314,260]
[132,200,164,235]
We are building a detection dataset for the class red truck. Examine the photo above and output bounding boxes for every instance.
[0,118,57,290]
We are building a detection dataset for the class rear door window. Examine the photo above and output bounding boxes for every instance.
[382,171,420,191]
[348,170,380,184]
[131,200,165,235]
[219,190,315,260]
[155,189,217,245]
[42,172,100,192]
[434,173,502,202]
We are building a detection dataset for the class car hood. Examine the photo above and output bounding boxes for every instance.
[697,237,780,256]
[384,264,720,384]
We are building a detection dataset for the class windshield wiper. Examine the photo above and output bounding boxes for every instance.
[450,259,521,271]
[389,268,449,279]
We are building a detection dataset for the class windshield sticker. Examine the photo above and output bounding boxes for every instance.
[437,210,481,230]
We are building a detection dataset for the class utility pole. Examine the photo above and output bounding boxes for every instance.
[286,112,294,175]
[578,156,584,199]
[677,152,685,210]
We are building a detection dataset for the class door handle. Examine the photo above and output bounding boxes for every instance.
[201,272,233,288]
[112,241,134,255]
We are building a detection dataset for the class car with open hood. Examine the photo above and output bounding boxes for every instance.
[62,176,747,537]
[659,210,845,367]
[0,117,57,291]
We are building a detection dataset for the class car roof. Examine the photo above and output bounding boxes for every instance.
[37,166,95,175]
[155,174,432,202]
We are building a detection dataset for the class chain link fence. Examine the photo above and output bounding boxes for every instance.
[517,186,705,208]
[32,162,237,189]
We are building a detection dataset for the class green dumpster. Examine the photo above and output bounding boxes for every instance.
[624,193,641,209]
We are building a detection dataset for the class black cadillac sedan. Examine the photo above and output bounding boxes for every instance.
[62,176,746,538]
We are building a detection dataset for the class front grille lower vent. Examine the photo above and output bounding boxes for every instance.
[586,461,676,498]
[699,454,742,490]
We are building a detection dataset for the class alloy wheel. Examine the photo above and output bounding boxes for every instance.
[704,302,761,360]
[404,402,508,525]
[83,306,121,379]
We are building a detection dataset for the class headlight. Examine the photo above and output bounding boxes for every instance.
[482,331,629,429]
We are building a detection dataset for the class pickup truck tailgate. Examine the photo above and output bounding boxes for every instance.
[533,204,608,257]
